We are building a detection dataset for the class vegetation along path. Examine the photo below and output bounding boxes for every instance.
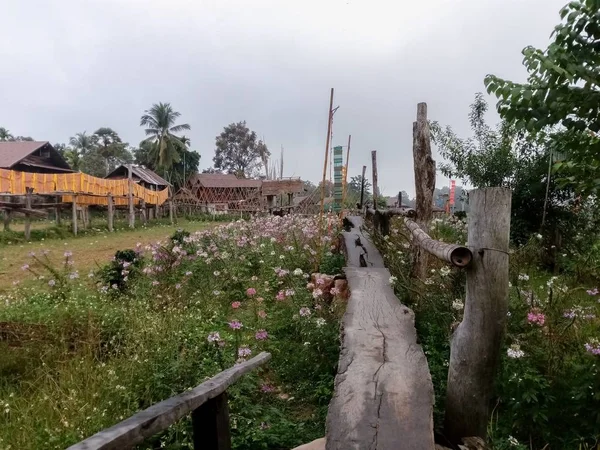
[0,220,212,290]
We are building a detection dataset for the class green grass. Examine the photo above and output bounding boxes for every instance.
[0,219,213,290]
[0,215,343,450]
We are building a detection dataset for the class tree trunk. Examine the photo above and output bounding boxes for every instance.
[444,188,511,443]
[411,102,435,280]
[371,151,378,210]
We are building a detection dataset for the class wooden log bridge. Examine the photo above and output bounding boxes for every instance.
[68,352,271,450]
[327,215,435,449]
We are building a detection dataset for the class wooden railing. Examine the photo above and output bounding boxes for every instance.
[364,187,511,444]
[68,352,271,450]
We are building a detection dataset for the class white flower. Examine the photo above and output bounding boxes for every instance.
[315,318,326,327]
[507,344,525,359]
[439,266,451,277]
[518,273,529,281]
[293,268,303,276]
[508,435,519,446]
[452,299,464,310]
[535,233,543,240]
[389,276,398,285]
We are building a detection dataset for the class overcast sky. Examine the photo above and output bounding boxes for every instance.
[1,0,566,196]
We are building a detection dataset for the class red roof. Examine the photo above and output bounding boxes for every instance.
[0,141,72,172]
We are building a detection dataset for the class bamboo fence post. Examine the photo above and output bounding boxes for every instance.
[444,187,511,443]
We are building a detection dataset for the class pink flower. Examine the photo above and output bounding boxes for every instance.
[261,384,275,393]
[246,287,257,296]
[229,320,243,330]
[306,282,315,290]
[207,332,221,343]
[21,264,29,271]
[231,301,241,309]
[258,310,267,319]
[527,311,546,326]
[256,297,264,303]
[152,280,160,286]
[299,307,312,317]
[276,291,286,301]
[330,287,340,296]
[255,329,269,340]
[586,288,598,296]
[175,283,182,289]
[238,346,252,358]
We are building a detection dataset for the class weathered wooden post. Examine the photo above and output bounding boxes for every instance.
[3,209,11,231]
[444,187,511,443]
[55,196,61,226]
[411,102,435,280]
[192,392,231,450]
[72,196,78,235]
[371,151,378,210]
[169,199,174,224]
[359,165,366,209]
[107,193,114,232]
[128,164,135,228]
[24,187,33,241]
[141,200,147,225]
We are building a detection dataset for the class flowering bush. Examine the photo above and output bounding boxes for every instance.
[0,214,344,449]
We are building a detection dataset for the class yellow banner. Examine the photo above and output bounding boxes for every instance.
[0,169,169,206]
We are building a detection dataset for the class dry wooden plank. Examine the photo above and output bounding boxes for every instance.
[67,352,271,450]
[404,218,472,268]
[340,216,385,268]
[326,267,435,450]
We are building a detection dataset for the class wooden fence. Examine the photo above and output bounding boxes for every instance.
[363,101,512,445]
[68,352,271,450]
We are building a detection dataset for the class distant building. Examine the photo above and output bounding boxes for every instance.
[172,173,305,214]
[105,165,170,191]
[0,141,72,173]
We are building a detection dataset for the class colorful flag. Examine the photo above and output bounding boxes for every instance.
[449,180,456,206]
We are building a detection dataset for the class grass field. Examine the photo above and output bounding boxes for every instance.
[0,220,212,290]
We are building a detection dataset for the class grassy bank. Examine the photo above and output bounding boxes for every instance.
[0,214,344,449]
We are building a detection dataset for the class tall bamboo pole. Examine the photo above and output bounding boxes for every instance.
[342,134,351,208]
[319,88,334,218]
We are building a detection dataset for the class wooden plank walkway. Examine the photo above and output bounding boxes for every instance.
[326,216,435,450]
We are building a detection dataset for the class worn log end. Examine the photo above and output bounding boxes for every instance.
[449,247,472,268]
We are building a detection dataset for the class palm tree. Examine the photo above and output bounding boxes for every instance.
[0,127,14,141]
[64,148,82,171]
[69,131,97,155]
[94,127,126,175]
[140,102,190,169]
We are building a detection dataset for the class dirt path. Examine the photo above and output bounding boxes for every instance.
[0,221,212,290]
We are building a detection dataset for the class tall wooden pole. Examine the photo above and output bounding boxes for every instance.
[445,188,511,443]
[319,88,334,217]
[411,102,435,279]
[371,151,378,210]
[342,134,351,207]
[359,165,366,209]
[72,196,78,236]
[55,196,61,226]
[107,193,114,232]
[128,164,135,228]
[24,187,33,241]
